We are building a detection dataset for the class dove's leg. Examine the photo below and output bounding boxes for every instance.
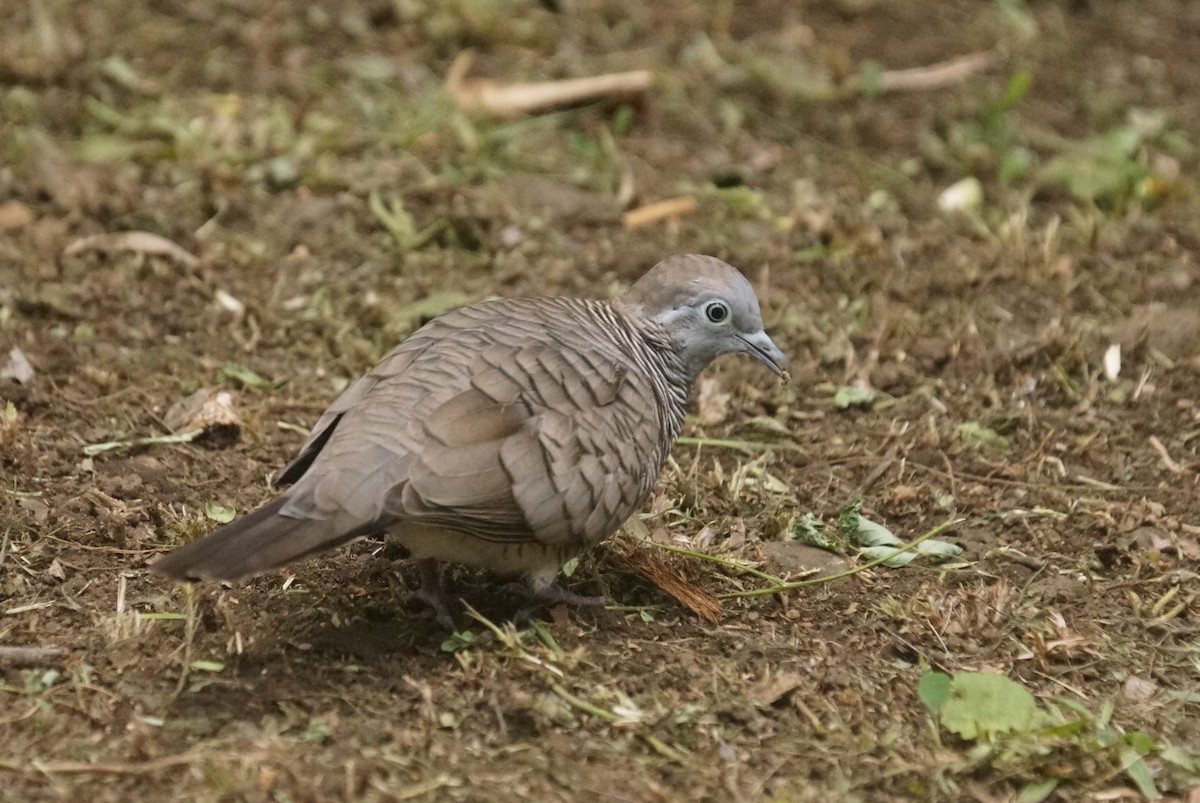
[509,579,607,624]
[407,559,458,630]
[533,583,607,609]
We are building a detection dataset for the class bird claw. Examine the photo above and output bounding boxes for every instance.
[408,563,606,629]
[406,559,460,630]
[512,582,607,625]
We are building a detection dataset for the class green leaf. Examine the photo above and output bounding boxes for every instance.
[1119,746,1160,799]
[301,718,332,744]
[1016,779,1059,803]
[914,539,964,559]
[368,191,448,250]
[793,245,829,263]
[190,660,225,672]
[100,54,147,90]
[1159,745,1199,773]
[390,290,469,335]
[1040,125,1150,206]
[857,59,885,97]
[712,186,768,218]
[1001,70,1033,108]
[205,502,236,524]
[530,621,561,654]
[277,700,306,720]
[999,145,1035,184]
[837,498,864,540]
[1124,731,1158,755]
[440,630,476,653]
[958,421,1010,452]
[739,415,791,439]
[832,385,877,410]
[611,104,635,135]
[560,556,580,578]
[787,512,841,552]
[841,499,962,567]
[938,672,1042,740]
[918,671,952,712]
[218,362,280,392]
[852,516,900,547]
[858,545,917,567]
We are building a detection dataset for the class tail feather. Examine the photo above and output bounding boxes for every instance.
[150,496,365,582]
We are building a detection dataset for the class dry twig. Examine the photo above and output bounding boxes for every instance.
[1148,435,1187,474]
[0,645,67,666]
[447,51,651,119]
[622,197,698,229]
[865,51,994,94]
[63,231,198,268]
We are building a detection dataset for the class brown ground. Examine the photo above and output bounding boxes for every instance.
[2,1,1199,801]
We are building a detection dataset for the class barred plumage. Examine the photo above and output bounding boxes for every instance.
[150,254,788,612]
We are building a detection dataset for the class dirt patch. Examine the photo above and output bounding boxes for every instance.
[2,1,1198,800]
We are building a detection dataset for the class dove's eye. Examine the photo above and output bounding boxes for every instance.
[704,300,730,324]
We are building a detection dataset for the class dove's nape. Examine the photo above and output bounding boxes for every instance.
[149,254,787,624]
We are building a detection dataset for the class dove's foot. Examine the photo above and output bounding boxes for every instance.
[534,583,607,609]
[406,559,459,630]
[511,581,607,624]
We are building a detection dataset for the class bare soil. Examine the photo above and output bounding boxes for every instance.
[2,1,1198,801]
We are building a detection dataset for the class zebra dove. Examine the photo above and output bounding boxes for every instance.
[150,254,788,620]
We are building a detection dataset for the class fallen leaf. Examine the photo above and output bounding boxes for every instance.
[164,387,241,447]
[0,200,34,230]
[1,347,35,384]
[63,231,198,268]
[832,385,876,410]
[1122,676,1158,704]
[205,502,236,524]
[18,496,50,524]
[924,671,1044,740]
[958,421,1010,452]
[751,672,806,707]
[388,291,469,335]
[1176,535,1200,561]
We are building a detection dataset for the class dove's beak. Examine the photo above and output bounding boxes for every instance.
[737,331,790,379]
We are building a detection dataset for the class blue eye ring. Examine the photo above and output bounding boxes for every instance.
[705,300,730,323]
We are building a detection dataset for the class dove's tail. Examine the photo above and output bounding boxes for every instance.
[149,496,367,582]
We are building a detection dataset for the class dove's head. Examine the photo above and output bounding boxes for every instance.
[617,254,789,383]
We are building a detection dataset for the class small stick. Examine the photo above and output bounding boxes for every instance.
[21,753,199,775]
[856,454,896,497]
[63,231,198,268]
[873,52,994,94]
[447,51,651,118]
[623,197,698,229]
[994,546,1048,571]
[0,645,67,666]
[1148,435,1187,474]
